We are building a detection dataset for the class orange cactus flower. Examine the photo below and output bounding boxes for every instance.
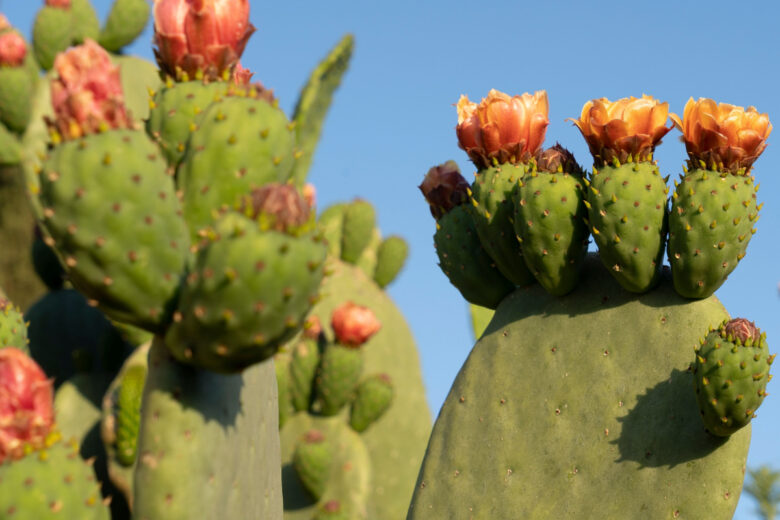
[456,89,549,169]
[570,95,673,165]
[48,39,132,140]
[670,97,772,174]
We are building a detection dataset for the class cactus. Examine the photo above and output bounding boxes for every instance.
[0,297,28,352]
[98,0,151,53]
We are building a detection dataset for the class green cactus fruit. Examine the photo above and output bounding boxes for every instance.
[692,318,773,437]
[0,296,27,351]
[32,6,73,71]
[373,236,408,288]
[146,80,238,166]
[37,129,190,332]
[290,34,354,185]
[114,364,146,466]
[469,163,535,286]
[340,200,376,264]
[318,203,347,258]
[98,0,151,52]
[69,0,100,44]
[281,414,371,520]
[133,338,283,519]
[668,169,758,298]
[276,352,294,429]
[289,338,321,412]
[434,205,514,309]
[177,94,297,240]
[586,160,668,292]
[408,255,750,519]
[25,289,117,387]
[293,430,334,500]
[316,343,363,416]
[32,228,66,290]
[0,436,109,519]
[350,373,393,433]
[514,170,588,296]
[164,213,326,373]
[0,37,38,134]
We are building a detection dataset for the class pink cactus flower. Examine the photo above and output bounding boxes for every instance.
[331,302,382,348]
[48,39,132,140]
[0,31,27,67]
[0,348,55,464]
[153,0,255,81]
[45,0,72,7]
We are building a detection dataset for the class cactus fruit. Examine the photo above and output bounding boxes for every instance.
[98,0,151,52]
[0,298,28,352]
[340,200,376,264]
[668,98,771,298]
[570,96,673,293]
[289,333,321,413]
[373,236,408,288]
[692,318,773,437]
[349,373,393,433]
[0,30,38,135]
[292,429,334,500]
[113,364,146,466]
[408,256,751,519]
[513,145,588,295]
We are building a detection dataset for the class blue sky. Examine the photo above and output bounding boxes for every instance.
[4,1,779,518]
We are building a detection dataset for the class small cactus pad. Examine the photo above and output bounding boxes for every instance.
[114,364,146,466]
[434,205,514,309]
[316,343,363,416]
[0,436,109,519]
[32,7,73,71]
[586,161,668,293]
[98,0,151,52]
[164,214,326,373]
[0,297,27,351]
[289,338,321,412]
[37,129,190,332]
[340,200,376,264]
[373,236,408,288]
[668,169,758,298]
[350,374,394,432]
[292,429,333,500]
[513,171,588,296]
[469,163,535,286]
[692,318,772,436]
[409,255,749,519]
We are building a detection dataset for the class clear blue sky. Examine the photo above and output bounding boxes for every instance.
[4,1,779,518]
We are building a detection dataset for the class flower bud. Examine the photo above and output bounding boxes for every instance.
[331,302,381,348]
[302,315,322,340]
[0,31,26,67]
[536,144,583,175]
[419,160,470,220]
[45,0,71,8]
[723,318,759,344]
[0,348,55,463]
[240,183,311,234]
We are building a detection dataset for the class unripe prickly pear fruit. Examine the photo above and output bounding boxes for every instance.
[0,348,54,463]
[0,298,28,352]
[289,337,321,412]
[292,429,333,500]
[114,364,146,466]
[350,373,394,432]
[0,29,37,134]
[692,318,773,436]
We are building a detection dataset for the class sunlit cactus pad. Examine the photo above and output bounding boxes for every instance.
[408,255,749,520]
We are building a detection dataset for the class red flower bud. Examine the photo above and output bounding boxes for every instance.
[0,31,26,67]
[153,0,255,81]
[48,39,132,140]
[331,302,381,348]
[724,318,759,344]
[302,315,322,340]
[45,0,71,8]
[0,348,55,464]
[419,160,470,220]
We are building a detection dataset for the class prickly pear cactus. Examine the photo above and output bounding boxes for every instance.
[408,256,750,519]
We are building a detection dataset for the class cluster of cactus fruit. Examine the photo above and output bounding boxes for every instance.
[0,1,431,519]
[413,88,773,517]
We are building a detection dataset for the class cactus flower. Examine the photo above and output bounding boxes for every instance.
[240,184,311,233]
[536,143,583,174]
[723,318,759,344]
[456,89,549,169]
[45,0,71,8]
[0,31,26,67]
[419,160,470,220]
[670,98,771,174]
[331,302,381,347]
[302,315,322,340]
[48,39,132,140]
[153,0,255,81]
[570,95,673,165]
[0,348,55,464]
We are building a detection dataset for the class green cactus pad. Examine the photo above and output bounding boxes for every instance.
[177,95,297,240]
[693,321,772,436]
[469,163,535,287]
[164,213,326,373]
[586,161,668,293]
[354,228,381,279]
[37,129,190,332]
[0,123,22,165]
[282,414,371,520]
[513,171,588,296]
[668,169,758,299]
[69,0,100,44]
[434,205,514,309]
[146,81,236,167]
[0,437,109,520]
[316,343,363,416]
[340,200,376,264]
[98,0,150,52]
[32,6,73,71]
[408,255,750,519]
[0,297,27,351]
[373,235,408,288]
[318,203,347,258]
[0,52,37,134]
[350,374,393,433]
[114,364,146,466]
[289,338,321,412]
[292,430,334,500]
